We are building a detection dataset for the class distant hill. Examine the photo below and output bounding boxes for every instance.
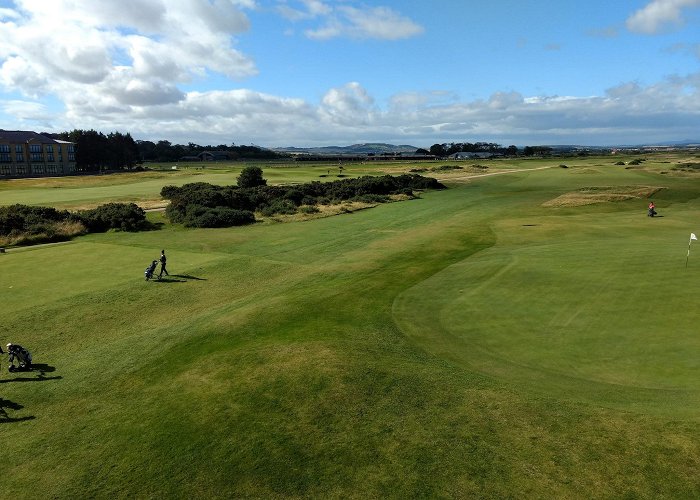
[274,143,420,155]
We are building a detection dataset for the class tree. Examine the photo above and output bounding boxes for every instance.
[429,144,447,157]
[237,166,267,188]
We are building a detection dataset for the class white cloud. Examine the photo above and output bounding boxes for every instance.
[2,99,48,121]
[277,0,332,21]
[319,82,375,125]
[626,0,700,34]
[0,0,257,110]
[278,1,423,40]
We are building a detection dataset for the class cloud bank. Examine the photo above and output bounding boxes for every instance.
[0,0,698,147]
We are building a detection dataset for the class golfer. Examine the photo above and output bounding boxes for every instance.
[159,249,169,278]
[648,201,656,217]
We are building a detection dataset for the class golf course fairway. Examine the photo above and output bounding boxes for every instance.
[1,158,699,497]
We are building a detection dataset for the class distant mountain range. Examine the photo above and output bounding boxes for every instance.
[271,141,700,155]
[273,143,420,155]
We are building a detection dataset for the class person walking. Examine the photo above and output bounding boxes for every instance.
[159,249,169,278]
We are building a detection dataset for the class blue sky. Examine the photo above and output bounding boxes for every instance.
[0,0,699,147]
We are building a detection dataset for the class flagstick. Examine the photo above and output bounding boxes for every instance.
[687,234,696,268]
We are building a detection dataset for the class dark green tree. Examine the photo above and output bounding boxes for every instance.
[429,144,447,157]
[237,166,267,188]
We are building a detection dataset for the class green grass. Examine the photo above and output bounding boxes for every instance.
[1,156,700,497]
[0,161,413,209]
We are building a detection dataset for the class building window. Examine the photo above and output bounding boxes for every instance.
[16,165,26,175]
[0,165,11,176]
[15,144,24,162]
[47,165,57,175]
[29,144,43,162]
[67,144,75,162]
[0,144,9,162]
[46,145,54,162]
[32,164,45,175]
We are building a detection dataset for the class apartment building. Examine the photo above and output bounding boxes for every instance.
[0,130,76,178]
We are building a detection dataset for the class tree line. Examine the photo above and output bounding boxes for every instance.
[50,130,283,172]
[421,142,552,157]
[48,129,555,171]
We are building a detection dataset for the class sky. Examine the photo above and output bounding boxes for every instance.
[0,0,699,148]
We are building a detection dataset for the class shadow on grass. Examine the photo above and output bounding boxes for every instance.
[1,364,61,383]
[150,274,207,283]
[0,398,36,423]
[152,277,187,283]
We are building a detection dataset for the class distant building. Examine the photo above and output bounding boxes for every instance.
[449,152,500,160]
[0,130,76,178]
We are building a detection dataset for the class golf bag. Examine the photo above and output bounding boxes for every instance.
[145,260,158,281]
[8,345,32,371]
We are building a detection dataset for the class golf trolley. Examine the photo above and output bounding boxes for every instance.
[144,260,160,281]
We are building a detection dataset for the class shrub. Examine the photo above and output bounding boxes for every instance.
[300,205,320,214]
[75,203,147,232]
[183,205,255,228]
[353,194,390,203]
[260,200,297,217]
[163,174,445,223]
[431,165,463,172]
[0,204,71,236]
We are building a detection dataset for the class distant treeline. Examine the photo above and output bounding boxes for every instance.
[424,142,552,157]
[46,129,556,172]
[49,129,283,171]
[136,140,282,162]
[161,172,445,228]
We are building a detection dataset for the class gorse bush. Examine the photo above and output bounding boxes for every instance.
[0,204,70,236]
[182,205,255,228]
[161,172,445,227]
[0,202,148,247]
[76,203,147,232]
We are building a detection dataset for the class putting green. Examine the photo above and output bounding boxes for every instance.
[394,209,700,416]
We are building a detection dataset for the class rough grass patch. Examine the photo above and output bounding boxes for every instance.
[542,186,665,207]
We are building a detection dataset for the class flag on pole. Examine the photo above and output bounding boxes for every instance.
[687,233,697,268]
